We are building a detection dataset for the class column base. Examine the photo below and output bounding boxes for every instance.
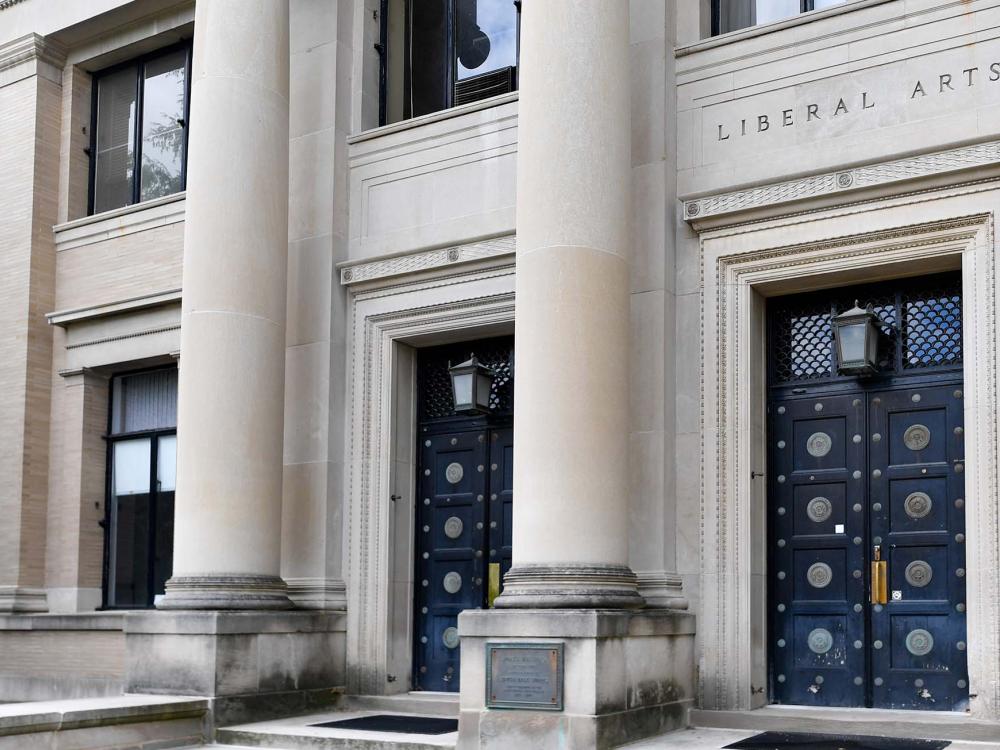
[284,577,347,610]
[0,586,48,613]
[494,564,645,609]
[457,608,696,749]
[157,575,293,610]
[635,571,689,609]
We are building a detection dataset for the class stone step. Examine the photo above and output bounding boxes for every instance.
[215,709,457,750]
[0,694,209,749]
[690,706,1000,743]
[336,692,459,718]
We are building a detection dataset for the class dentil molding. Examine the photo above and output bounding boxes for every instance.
[684,140,1000,221]
[339,235,515,286]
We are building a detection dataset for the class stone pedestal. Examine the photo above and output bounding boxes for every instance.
[125,611,346,725]
[456,609,695,749]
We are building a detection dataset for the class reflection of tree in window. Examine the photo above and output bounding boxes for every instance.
[140,49,187,201]
[90,44,189,214]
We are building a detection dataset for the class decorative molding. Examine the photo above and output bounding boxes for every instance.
[65,323,180,350]
[683,141,1000,221]
[0,0,28,10]
[340,235,515,286]
[698,208,999,718]
[0,33,65,74]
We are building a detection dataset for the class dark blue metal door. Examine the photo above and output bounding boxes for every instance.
[868,385,968,710]
[769,384,968,710]
[414,425,512,691]
[770,394,868,707]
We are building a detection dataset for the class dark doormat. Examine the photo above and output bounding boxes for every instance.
[310,714,458,735]
[725,732,950,750]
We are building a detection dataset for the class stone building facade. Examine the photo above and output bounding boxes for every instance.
[1,0,999,748]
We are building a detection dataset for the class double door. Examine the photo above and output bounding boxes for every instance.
[413,424,513,692]
[769,382,968,710]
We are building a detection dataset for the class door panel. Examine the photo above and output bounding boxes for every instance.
[769,382,968,711]
[414,429,488,691]
[414,425,513,692]
[869,385,968,710]
[770,394,867,707]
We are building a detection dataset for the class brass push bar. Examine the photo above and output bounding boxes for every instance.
[871,545,888,605]
[488,563,501,608]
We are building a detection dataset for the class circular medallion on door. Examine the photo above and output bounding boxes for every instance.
[445,462,464,484]
[807,562,833,589]
[904,491,933,519]
[903,424,931,451]
[806,432,833,458]
[806,497,833,523]
[807,628,834,654]
[906,628,935,656]
[443,572,462,594]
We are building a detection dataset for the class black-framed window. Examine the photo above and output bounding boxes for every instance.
[378,0,521,126]
[89,42,191,215]
[712,0,846,36]
[103,367,177,609]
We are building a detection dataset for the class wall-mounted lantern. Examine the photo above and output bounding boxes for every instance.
[832,301,881,376]
[449,355,495,415]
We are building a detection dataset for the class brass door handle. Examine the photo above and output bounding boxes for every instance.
[871,545,887,605]
[488,563,501,607]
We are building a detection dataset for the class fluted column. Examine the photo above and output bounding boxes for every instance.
[496,1,641,608]
[159,0,291,609]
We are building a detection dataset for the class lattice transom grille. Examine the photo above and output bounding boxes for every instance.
[769,273,962,386]
[902,289,962,369]
[417,336,514,421]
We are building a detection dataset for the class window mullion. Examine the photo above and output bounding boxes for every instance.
[133,62,144,207]
[147,433,159,606]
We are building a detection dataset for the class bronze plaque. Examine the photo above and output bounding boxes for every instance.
[485,642,563,711]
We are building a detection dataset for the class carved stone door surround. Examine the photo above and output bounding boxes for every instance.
[343,251,515,694]
[696,187,1000,720]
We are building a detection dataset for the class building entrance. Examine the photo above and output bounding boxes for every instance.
[767,274,968,711]
[412,336,514,692]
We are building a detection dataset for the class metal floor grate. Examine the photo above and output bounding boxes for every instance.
[725,731,949,750]
[310,713,458,735]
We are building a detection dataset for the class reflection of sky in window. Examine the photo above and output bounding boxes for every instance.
[753,0,799,25]
[458,0,517,80]
[141,55,185,201]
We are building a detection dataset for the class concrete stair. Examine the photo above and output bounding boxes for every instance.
[690,705,1000,744]
[214,692,459,750]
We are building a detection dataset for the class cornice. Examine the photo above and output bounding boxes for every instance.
[0,33,66,74]
[684,140,1000,222]
[339,235,516,286]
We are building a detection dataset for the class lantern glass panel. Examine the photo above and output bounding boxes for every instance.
[475,372,493,410]
[865,321,879,365]
[452,372,473,410]
[838,322,866,366]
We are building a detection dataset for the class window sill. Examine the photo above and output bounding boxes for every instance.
[349,91,518,146]
[54,192,186,252]
[676,0,893,57]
